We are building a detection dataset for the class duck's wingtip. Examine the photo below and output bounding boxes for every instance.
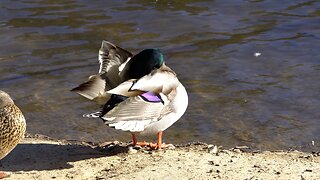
[70,86,80,92]
[70,83,94,98]
[70,74,107,100]
[100,40,115,50]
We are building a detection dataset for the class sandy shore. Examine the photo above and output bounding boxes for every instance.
[0,134,319,180]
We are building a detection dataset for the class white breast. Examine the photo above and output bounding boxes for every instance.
[141,82,188,134]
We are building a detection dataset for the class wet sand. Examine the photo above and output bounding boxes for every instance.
[1,134,319,180]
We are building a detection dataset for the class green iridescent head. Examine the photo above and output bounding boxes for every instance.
[129,48,164,79]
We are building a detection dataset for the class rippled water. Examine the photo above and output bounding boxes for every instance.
[1,0,319,150]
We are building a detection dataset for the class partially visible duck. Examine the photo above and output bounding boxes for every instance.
[0,90,26,178]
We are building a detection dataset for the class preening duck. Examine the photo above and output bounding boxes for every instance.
[72,41,188,149]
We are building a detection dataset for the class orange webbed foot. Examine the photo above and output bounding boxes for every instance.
[0,171,10,179]
[131,131,174,150]
[135,141,150,147]
[149,142,171,150]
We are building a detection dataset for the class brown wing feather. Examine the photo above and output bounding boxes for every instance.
[71,75,106,100]
[98,41,132,75]
[71,41,133,104]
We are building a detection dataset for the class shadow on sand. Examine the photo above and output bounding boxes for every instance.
[0,142,129,172]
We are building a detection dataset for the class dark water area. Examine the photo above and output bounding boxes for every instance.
[0,0,320,151]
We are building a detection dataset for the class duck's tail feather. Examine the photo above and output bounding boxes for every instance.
[82,111,102,118]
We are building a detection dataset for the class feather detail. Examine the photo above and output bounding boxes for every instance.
[139,92,163,103]
[98,41,132,75]
[100,94,128,116]
[101,95,165,122]
[71,75,107,101]
[130,64,179,95]
[118,57,132,81]
[108,120,151,132]
[107,79,143,97]
[71,41,133,104]
[83,111,102,118]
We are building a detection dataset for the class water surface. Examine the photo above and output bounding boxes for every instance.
[1,0,320,150]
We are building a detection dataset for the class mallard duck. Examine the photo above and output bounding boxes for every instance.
[0,90,26,178]
[72,41,188,149]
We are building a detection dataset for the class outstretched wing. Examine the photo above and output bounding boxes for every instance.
[71,41,133,104]
[98,40,132,77]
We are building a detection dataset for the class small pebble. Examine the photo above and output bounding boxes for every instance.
[166,144,175,149]
[142,150,154,154]
[235,145,249,149]
[208,145,219,155]
[96,177,106,180]
[128,147,138,154]
[233,149,241,153]
[312,152,320,157]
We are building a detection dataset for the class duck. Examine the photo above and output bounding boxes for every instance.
[72,41,188,149]
[0,90,26,178]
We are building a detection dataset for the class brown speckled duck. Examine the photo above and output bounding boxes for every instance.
[0,90,26,178]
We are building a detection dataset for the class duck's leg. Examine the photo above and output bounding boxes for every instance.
[0,171,9,179]
[131,133,149,147]
[131,133,137,146]
[149,131,168,150]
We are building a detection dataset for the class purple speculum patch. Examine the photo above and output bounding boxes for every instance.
[139,92,162,103]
